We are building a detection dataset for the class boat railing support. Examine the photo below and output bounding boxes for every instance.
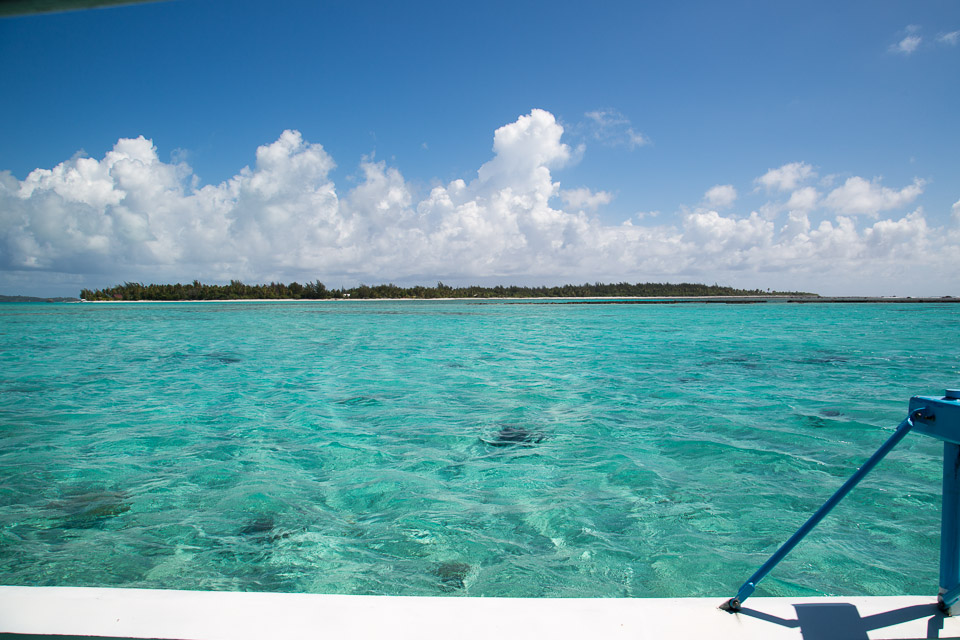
[722,389,960,614]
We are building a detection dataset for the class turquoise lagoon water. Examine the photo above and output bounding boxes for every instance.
[0,300,958,598]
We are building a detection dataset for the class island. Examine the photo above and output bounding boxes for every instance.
[76,281,816,301]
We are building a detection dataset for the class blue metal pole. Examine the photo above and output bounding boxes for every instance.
[939,441,960,613]
[723,413,917,612]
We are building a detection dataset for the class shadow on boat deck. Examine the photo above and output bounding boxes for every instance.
[738,601,949,640]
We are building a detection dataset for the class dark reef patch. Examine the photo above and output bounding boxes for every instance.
[481,426,546,447]
[239,516,276,536]
[239,516,293,543]
[434,561,470,591]
[205,352,243,364]
[801,414,841,429]
[51,490,131,529]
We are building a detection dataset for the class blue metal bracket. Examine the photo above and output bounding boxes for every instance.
[722,389,960,614]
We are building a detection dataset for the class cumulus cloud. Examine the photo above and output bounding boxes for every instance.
[560,187,613,211]
[785,187,819,213]
[822,176,925,216]
[939,31,960,46]
[584,109,649,149]
[683,210,772,256]
[478,109,571,189]
[1,109,957,296]
[755,162,816,192]
[703,184,737,209]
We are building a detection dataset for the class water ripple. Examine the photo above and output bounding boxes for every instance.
[0,300,956,597]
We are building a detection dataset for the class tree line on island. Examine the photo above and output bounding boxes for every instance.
[79,280,816,301]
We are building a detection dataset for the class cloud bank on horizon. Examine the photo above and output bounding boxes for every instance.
[1,109,958,296]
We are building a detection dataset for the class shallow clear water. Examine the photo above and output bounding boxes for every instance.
[0,300,958,597]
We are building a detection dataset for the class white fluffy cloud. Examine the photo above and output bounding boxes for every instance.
[889,26,960,52]
[755,162,816,192]
[785,187,819,213]
[1,109,957,296]
[703,184,737,209]
[822,176,925,216]
[893,34,922,54]
[560,187,613,211]
[891,25,923,54]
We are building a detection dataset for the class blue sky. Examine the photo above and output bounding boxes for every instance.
[1,0,958,296]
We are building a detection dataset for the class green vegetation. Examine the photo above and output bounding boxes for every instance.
[79,280,816,301]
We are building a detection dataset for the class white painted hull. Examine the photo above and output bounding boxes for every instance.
[1,586,955,639]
